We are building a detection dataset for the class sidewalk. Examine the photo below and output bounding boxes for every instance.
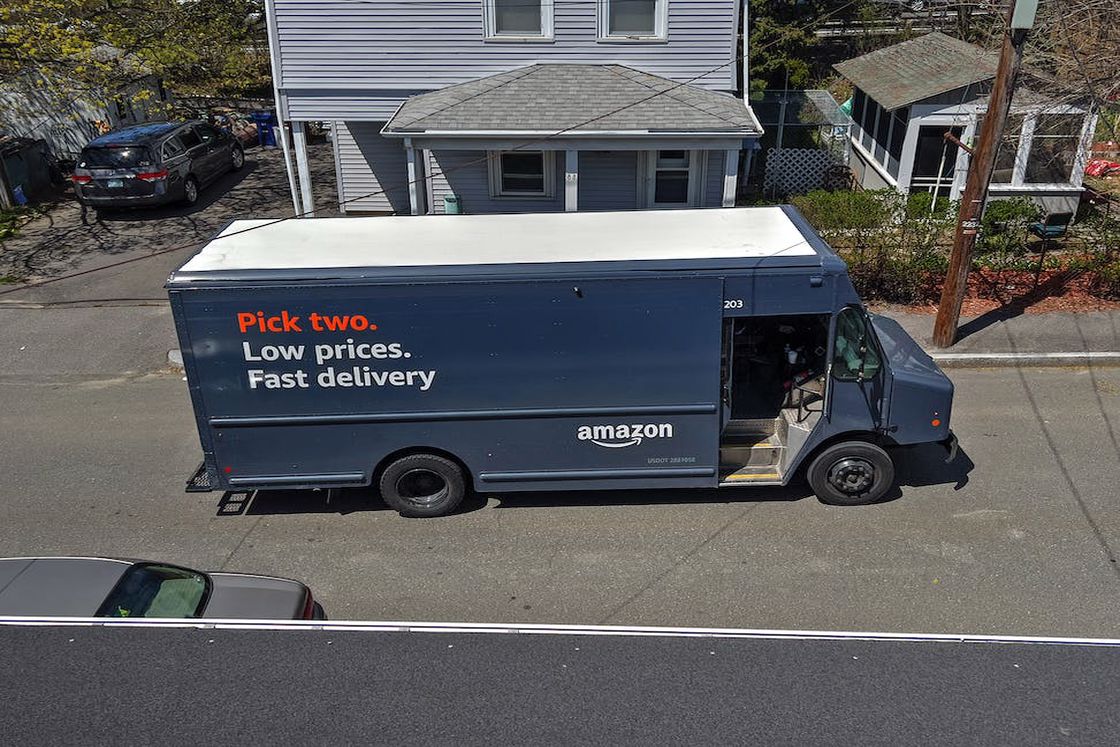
[878,309,1120,366]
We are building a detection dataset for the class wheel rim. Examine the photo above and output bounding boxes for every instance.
[232,148,243,167]
[185,180,198,203]
[395,468,448,507]
[827,457,876,495]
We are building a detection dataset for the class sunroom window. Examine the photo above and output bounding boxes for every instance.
[1025,114,1083,184]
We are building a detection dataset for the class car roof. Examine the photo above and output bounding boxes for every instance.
[86,122,185,147]
[0,557,132,616]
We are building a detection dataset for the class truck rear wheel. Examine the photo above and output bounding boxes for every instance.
[378,453,465,518]
[807,441,894,506]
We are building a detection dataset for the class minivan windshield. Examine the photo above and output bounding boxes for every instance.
[95,563,209,618]
[79,146,154,169]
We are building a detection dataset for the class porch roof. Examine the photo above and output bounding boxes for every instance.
[834,32,997,111]
[382,64,762,138]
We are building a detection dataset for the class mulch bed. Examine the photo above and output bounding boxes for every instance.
[901,268,1120,315]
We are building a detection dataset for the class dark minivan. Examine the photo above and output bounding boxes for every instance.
[72,121,244,212]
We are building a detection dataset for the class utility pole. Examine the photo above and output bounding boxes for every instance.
[932,0,1039,347]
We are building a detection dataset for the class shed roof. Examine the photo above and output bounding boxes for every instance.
[382,64,762,136]
[833,32,997,111]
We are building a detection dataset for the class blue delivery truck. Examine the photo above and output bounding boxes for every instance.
[167,206,956,517]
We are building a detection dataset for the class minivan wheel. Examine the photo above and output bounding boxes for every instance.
[378,453,465,518]
[231,145,244,171]
[182,176,200,206]
[807,441,894,506]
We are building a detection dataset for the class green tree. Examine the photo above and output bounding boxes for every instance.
[0,0,270,104]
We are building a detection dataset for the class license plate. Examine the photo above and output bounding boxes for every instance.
[107,179,124,188]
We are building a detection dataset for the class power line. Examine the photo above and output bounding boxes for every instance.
[1,0,863,297]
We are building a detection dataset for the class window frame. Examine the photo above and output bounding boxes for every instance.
[488,150,556,198]
[482,0,554,41]
[645,149,704,208]
[598,0,668,42]
[831,306,883,383]
[1023,112,1084,186]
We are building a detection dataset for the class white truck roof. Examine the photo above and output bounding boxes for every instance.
[175,207,818,274]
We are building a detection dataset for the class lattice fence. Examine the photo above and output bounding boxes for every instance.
[763,148,847,196]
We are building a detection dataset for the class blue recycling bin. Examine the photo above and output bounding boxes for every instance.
[251,110,278,148]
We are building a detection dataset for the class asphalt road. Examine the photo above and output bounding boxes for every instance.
[3,624,1119,745]
[2,365,1118,636]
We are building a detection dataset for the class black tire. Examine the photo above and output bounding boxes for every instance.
[182,175,200,206]
[807,441,895,506]
[378,453,465,518]
[230,144,245,171]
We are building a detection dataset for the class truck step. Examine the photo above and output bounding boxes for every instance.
[718,465,784,486]
[720,443,784,468]
[185,462,214,493]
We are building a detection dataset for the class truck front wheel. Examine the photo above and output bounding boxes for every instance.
[807,441,895,506]
[379,453,465,518]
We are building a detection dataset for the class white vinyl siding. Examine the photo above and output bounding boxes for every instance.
[577,151,640,210]
[334,122,411,213]
[273,0,738,120]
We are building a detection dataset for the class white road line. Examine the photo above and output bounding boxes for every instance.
[2,616,1120,647]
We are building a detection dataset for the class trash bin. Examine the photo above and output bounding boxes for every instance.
[250,110,278,148]
[443,194,462,214]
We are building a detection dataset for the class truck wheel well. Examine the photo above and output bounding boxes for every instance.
[795,431,892,478]
[372,447,473,489]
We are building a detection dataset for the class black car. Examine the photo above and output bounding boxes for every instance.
[71,120,244,212]
[0,557,325,620]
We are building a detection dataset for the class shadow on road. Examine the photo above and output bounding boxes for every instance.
[213,442,973,517]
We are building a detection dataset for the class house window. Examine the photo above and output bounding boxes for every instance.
[1025,114,1083,184]
[489,151,555,197]
[851,89,866,136]
[599,0,667,40]
[484,0,552,39]
[645,150,702,208]
[990,114,1023,184]
[887,107,908,178]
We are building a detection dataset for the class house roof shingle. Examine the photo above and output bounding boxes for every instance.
[833,32,998,111]
[383,64,762,136]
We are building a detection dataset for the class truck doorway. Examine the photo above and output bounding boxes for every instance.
[719,314,830,486]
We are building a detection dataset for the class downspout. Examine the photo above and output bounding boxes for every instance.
[263,0,301,215]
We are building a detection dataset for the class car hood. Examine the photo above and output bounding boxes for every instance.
[202,572,309,619]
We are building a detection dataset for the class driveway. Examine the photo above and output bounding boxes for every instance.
[0,143,338,300]
[0,143,339,379]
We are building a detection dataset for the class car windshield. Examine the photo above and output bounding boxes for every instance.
[79,146,154,169]
[95,563,209,618]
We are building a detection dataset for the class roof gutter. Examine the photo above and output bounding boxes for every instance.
[381,129,762,138]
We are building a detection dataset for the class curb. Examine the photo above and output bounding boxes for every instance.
[930,352,1120,368]
[168,349,184,371]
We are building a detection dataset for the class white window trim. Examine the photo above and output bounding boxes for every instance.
[597,0,668,42]
[642,149,705,208]
[482,0,554,41]
[488,150,556,198]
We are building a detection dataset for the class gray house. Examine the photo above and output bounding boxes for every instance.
[835,33,1097,215]
[263,0,760,216]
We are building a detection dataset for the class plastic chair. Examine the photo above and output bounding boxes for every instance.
[1029,212,1073,243]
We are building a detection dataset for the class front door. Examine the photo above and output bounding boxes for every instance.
[826,306,891,433]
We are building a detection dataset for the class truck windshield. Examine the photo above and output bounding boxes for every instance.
[95,564,209,618]
[79,146,154,169]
